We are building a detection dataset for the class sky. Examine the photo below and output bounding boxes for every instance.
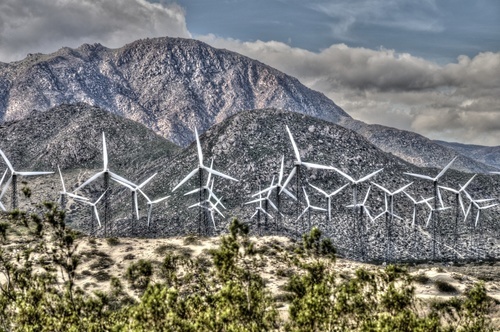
[0,0,499,146]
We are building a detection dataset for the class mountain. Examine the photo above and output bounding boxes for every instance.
[434,140,500,170]
[0,37,496,174]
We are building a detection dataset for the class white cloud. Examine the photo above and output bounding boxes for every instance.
[200,34,500,146]
[0,0,190,62]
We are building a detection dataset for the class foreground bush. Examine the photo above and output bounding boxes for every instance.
[0,205,494,331]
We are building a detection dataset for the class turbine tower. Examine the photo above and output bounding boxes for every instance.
[0,149,54,210]
[345,185,374,261]
[404,156,457,260]
[75,132,135,236]
[373,193,405,263]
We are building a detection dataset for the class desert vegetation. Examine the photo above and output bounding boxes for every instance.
[0,202,497,331]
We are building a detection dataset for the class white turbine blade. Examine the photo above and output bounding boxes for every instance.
[363,186,372,205]
[464,203,471,221]
[66,192,89,201]
[172,168,199,192]
[76,171,105,191]
[439,185,459,194]
[188,202,202,209]
[374,211,386,221]
[112,177,135,191]
[364,206,375,223]
[252,185,274,197]
[134,192,140,220]
[95,190,107,204]
[0,176,12,199]
[423,197,433,210]
[308,182,328,197]
[404,172,434,181]
[137,188,151,204]
[302,187,310,206]
[437,187,444,208]
[250,210,259,220]
[260,208,273,219]
[204,158,214,187]
[266,176,276,199]
[329,183,349,197]
[331,167,355,183]
[244,197,266,205]
[475,198,496,203]
[426,211,433,227]
[102,132,108,171]
[109,172,136,187]
[403,191,417,204]
[278,155,285,184]
[302,162,334,170]
[280,167,297,194]
[93,206,102,227]
[17,171,54,176]
[310,205,327,212]
[358,168,383,183]
[0,149,14,172]
[393,182,413,195]
[436,156,457,180]
[138,173,157,189]
[195,128,204,167]
[461,174,477,191]
[480,203,498,210]
[151,195,170,204]
[412,207,416,226]
[204,166,238,182]
[459,194,466,216]
[267,199,279,212]
[282,187,297,201]
[392,213,404,221]
[475,210,480,228]
[57,165,66,193]
[286,125,301,163]
[184,187,202,196]
[209,210,217,231]
[371,182,390,195]
[210,202,225,218]
[295,208,308,223]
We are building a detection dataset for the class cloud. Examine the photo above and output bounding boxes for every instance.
[200,34,500,146]
[0,0,190,62]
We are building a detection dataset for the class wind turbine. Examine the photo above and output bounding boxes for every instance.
[189,199,224,233]
[252,177,280,231]
[309,182,349,222]
[404,156,457,260]
[281,126,334,216]
[57,165,88,210]
[423,196,452,259]
[75,190,107,235]
[371,182,413,263]
[74,132,135,235]
[403,191,434,260]
[373,193,405,263]
[296,187,327,234]
[438,174,477,260]
[172,128,237,234]
[245,187,273,235]
[112,173,157,221]
[138,189,170,228]
[0,149,54,210]
[345,186,374,261]
[0,169,9,212]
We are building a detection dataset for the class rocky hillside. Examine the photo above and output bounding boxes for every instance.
[434,140,500,170]
[0,37,496,173]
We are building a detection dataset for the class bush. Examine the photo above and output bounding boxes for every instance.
[435,279,458,293]
[126,259,153,290]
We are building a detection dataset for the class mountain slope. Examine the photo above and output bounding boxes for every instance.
[434,140,500,170]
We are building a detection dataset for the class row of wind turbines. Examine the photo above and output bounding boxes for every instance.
[0,126,499,262]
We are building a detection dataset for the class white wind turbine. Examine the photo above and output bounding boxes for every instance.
[296,187,327,233]
[403,156,457,259]
[345,185,374,221]
[57,165,88,210]
[189,195,224,233]
[345,186,374,260]
[309,182,349,222]
[138,189,170,228]
[403,191,434,260]
[0,149,54,210]
[373,193,405,263]
[245,187,273,233]
[112,173,157,220]
[280,126,334,215]
[74,132,135,235]
[75,190,107,234]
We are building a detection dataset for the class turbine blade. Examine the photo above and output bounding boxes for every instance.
[102,132,108,171]
[439,185,459,194]
[172,168,199,192]
[426,211,433,227]
[137,188,151,204]
[475,210,480,228]
[282,187,297,201]
[436,156,457,180]
[437,187,444,208]
[302,187,310,206]
[112,177,135,191]
[0,149,14,172]
[266,176,276,199]
[138,173,157,189]
[94,206,102,227]
[459,194,465,216]
[330,183,349,196]
[261,208,273,219]
[310,205,327,212]
[109,172,136,187]
[481,203,498,210]
[95,190,107,204]
[195,128,204,166]
[331,167,355,183]
[188,202,201,209]
[252,186,274,197]
[66,192,89,201]
[464,203,471,221]
[412,207,416,227]
[75,171,105,191]
[403,191,417,204]
[403,172,434,181]
[250,210,258,220]
[57,165,66,193]
[134,192,139,220]
[280,167,296,194]
[151,195,170,204]
[460,174,477,191]
[296,208,308,223]
[393,182,413,195]
[358,168,383,183]
[204,167,238,182]
[147,205,153,227]
[278,155,285,184]
[184,187,202,196]
[371,182,390,195]
[302,162,334,170]
[267,199,279,212]
[308,182,328,197]
[1,175,13,199]
[17,171,54,176]
[363,186,372,204]
[286,125,301,163]
[205,158,214,187]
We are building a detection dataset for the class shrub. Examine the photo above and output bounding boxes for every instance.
[126,259,153,290]
[435,279,458,293]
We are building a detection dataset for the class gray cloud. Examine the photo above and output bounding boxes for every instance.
[0,0,190,62]
[200,35,500,146]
